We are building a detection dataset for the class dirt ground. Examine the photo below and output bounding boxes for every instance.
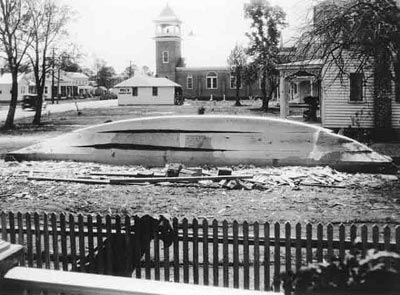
[0,100,399,225]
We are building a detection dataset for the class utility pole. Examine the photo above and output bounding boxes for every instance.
[51,48,55,104]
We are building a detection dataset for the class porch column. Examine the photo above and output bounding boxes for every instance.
[310,79,314,97]
[280,74,288,118]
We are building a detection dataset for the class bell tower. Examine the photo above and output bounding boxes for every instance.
[154,4,182,82]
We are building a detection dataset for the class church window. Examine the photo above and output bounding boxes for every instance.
[187,75,193,89]
[206,72,218,89]
[162,51,169,63]
[230,75,242,89]
[349,73,363,102]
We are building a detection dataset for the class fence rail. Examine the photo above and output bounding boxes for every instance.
[1,212,400,292]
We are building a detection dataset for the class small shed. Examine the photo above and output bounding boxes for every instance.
[115,75,181,105]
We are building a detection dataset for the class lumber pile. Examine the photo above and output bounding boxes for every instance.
[21,162,399,191]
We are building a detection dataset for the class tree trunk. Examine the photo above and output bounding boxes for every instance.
[373,49,392,140]
[32,87,44,125]
[3,71,19,130]
[261,71,268,112]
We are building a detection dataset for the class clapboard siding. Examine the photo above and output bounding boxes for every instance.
[321,56,375,129]
[321,54,400,129]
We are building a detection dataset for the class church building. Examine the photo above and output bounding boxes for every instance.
[154,5,264,100]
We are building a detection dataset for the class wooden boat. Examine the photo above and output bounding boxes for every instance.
[6,115,393,172]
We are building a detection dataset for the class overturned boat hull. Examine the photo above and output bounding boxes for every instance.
[7,115,393,172]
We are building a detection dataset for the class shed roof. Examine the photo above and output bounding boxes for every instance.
[115,75,181,88]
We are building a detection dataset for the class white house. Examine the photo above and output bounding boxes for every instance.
[115,75,181,105]
[0,73,29,102]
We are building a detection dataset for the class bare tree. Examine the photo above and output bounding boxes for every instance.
[244,0,286,111]
[297,0,400,133]
[227,44,247,106]
[0,0,33,129]
[26,0,72,125]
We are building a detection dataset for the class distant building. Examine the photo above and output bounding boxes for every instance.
[0,73,29,102]
[154,5,275,100]
[114,75,181,105]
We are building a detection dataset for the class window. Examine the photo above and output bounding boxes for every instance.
[230,75,242,89]
[350,73,363,102]
[187,75,193,89]
[206,72,218,89]
[152,87,158,96]
[162,51,169,63]
[119,88,126,94]
[44,87,48,94]
[132,87,138,96]
[0,90,2,94]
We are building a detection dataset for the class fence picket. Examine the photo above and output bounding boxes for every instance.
[264,222,270,291]
[34,212,42,269]
[78,214,85,273]
[43,213,50,269]
[317,223,323,263]
[396,226,400,253]
[17,212,25,266]
[285,222,291,272]
[212,219,219,287]
[9,212,15,244]
[96,214,104,274]
[273,222,280,292]
[26,213,33,267]
[295,223,301,271]
[51,213,59,270]
[327,224,333,262]
[203,219,209,286]
[361,224,368,258]
[384,226,391,251]
[253,222,260,291]
[233,220,239,289]
[243,221,250,290]
[183,218,189,284]
[60,213,68,271]
[306,223,312,264]
[69,214,77,272]
[87,215,94,273]
[144,214,151,280]
[173,218,180,283]
[1,211,6,241]
[372,225,379,250]
[339,224,345,262]
[222,220,229,288]
[163,216,170,282]
[105,215,113,276]
[154,218,160,281]
[192,219,199,285]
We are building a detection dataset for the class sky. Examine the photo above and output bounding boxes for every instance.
[65,0,316,74]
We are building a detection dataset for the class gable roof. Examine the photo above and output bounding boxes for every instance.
[115,75,181,88]
[0,73,26,84]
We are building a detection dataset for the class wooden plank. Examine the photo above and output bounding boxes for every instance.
[182,218,189,284]
[35,212,43,269]
[350,224,357,255]
[243,221,250,290]
[327,224,333,262]
[317,223,323,263]
[43,213,50,269]
[124,216,132,277]
[60,213,68,271]
[78,214,85,273]
[203,219,209,286]
[372,225,379,250]
[154,220,160,281]
[232,220,239,289]
[26,213,33,267]
[110,175,254,185]
[51,213,59,270]
[285,222,291,272]
[339,224,345,262]
[264,222,270,291]
[222,221,229,288]
[27,175,110,184]
[69,214,77,272]
[8,212,15,244]
[87,215,95,273]
[192,219,199,285]
[163,222,170,282]
[253,222,260,291]
[295,223,301,270]
[273,222,280,292]
[144,215,151,280]
[306,223,312,264]
[173,218,179,283]
[396,226,400,254]
[105,215,113,276]
[17,212,25,266]
[212,219,219,287]
[384,226,391,251]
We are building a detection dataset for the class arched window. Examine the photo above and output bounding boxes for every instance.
[206,72,217,89]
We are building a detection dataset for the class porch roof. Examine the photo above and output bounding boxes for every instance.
[276,59,324,70]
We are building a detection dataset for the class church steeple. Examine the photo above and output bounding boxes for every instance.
[154,4,182,81]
